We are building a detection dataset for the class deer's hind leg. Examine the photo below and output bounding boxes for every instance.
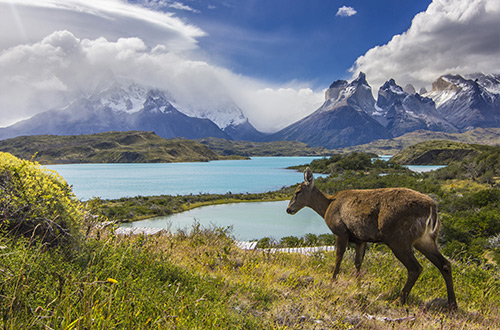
[387,243,423,305]
[414,240,457,308]
[354,242,367,275]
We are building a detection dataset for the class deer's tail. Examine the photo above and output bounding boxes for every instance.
[425,205,440,240]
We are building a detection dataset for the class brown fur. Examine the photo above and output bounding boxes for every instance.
[287,168,457,308]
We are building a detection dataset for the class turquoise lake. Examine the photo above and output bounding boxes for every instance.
[121,200,329,241]
[47,157,443,240]
[47,157,321,200]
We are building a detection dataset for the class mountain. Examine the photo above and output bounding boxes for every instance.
[268,73,391,149]
[0,89,229,140]
[172,95,265,141]
[374,79,456,136]
[268,72,499,149]
[0,131,239,164]
[0,80,263,141]
[1,72,499,149]
[424,74,500,130]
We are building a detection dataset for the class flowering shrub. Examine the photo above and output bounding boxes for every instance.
[0,152,84,246]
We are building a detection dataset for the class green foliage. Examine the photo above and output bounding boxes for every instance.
[438,188,500,262]
[0,152,86,246]
[256,233,336,248]
[432,145,500,183]
[291,151,403,174]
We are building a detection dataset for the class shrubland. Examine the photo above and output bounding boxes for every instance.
[2,145,500,329]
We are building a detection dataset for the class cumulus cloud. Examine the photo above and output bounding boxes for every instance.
[350,0,500,92]
[336,6,357,17]
[0,0,324,131]
[0,30,323,131]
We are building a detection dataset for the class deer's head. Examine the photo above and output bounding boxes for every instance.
[286,167,315,215]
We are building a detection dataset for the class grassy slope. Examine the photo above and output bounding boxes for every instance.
[335,127,500,155]
[197,137,333,156]
[3,229,499,329]
[0,131,243,164]
[389,140,493,165]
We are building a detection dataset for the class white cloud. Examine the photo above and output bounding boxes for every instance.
[0,0,324,132]
[168,2,199,13]
[336,6,357,17]
[133,0,200,13]
[350,0,500,92]
[0,0,205,51]
[0,30,323,131]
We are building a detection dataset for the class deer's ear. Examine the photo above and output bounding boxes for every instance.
[304,167,314,186]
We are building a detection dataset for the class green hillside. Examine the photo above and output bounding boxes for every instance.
[0,131,241,164]
[197,137,332,156]
[389,140,491,165]
[335,127,500,155]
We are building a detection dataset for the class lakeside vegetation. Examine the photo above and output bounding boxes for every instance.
[0,131,245,164]
[2,139,500,328]
[92,190,293,222]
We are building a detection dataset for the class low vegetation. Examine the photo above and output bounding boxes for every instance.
[289,151,404,174]
[0,131,244,164]
[2,141,500,328]
[92,190,293,222]
[0,152,87,246]
[197,137,332,157]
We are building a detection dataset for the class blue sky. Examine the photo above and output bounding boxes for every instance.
[174,0,432,87]
[0,0,498,131]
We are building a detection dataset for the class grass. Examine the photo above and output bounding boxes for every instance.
[2,225,499,329]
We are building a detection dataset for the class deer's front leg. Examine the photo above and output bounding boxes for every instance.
[332,234,348,279]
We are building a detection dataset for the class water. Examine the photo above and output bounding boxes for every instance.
[406,165,445,173]
[46,157,320,200]
[121,200,330,241]
[47,156,444,240]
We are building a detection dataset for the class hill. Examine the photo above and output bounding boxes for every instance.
[335,127,500,155]
[389,140,493,165]
[197,137,332,156]
[0,131,239,164]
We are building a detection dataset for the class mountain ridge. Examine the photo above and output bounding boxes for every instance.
[0,72,499,149]
[270,72,500,148]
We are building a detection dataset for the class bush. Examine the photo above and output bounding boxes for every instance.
[0,152,86,247]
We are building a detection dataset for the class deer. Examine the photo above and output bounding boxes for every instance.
[286,167,457,308]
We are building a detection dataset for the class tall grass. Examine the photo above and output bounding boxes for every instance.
[1,226,499,329]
